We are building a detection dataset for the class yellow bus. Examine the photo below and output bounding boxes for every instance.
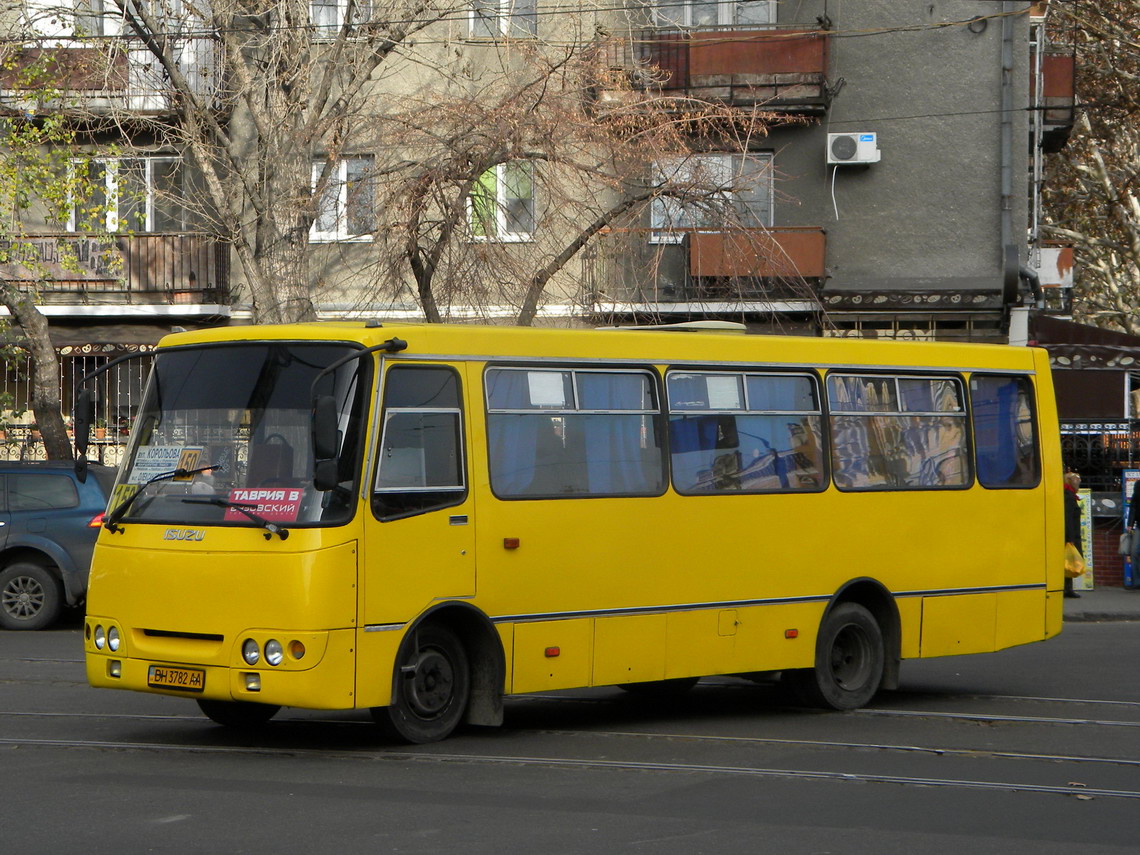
[82,322,1063,742]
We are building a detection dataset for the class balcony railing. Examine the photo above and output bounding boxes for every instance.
[0,36,218,113]
[588,227,826,304]
[0,234,229,305]
[601,28,831,114]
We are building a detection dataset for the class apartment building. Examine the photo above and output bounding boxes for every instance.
[0,1,1075,453]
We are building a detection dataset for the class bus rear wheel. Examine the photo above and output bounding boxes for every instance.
[375,624,470,744]
[786,603,884,710]
[196,699,280,728]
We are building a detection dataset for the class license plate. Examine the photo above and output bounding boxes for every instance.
[147,665,206,692]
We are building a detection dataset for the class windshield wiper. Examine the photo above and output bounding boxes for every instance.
[181,497,290,540]
[104,465,218,533]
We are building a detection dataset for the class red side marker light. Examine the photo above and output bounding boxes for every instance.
[503,537,520,550]
[784,629,799,639]
[544,647,560,658]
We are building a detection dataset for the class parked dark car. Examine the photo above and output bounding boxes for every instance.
[0,461,116,631]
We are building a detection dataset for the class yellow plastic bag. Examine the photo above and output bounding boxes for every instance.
[1064,542,1086,579]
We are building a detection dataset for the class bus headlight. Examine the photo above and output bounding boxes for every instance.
[265,639,284,666]
[242,639,260,665]
[94,625,106,650]
[107,626,121,652]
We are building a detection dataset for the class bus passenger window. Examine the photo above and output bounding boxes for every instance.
[486,367,664,499]
[373,367,466,519]
[668,372,824,494]
[827,374,969,491]
[971,374,1040,489]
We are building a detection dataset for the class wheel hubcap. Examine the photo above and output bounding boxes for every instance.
[2,576,44,619]
[407,647,454,718]
[830,625,872,690]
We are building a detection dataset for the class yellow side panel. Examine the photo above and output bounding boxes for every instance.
[1046,590,1063,638]
[896,597,923,659]
[592,614,666,686]
[664,610,737,677]
[921,594,997,657]
[511,619,592,693]
[354,627,405,708]
[995,588,1052,649]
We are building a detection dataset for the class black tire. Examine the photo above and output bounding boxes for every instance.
[374,624,469,744]
[196,699,280,728]
[0,562,63,631]
[785,602,884,710]
[617,677,700,696]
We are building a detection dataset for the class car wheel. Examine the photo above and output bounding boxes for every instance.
[0,562,63,631]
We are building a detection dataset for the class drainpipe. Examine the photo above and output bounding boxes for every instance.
[1000,2,1021,316]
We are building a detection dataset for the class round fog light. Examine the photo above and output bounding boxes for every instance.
[94,625,106,650]
[108,626,121,652]
[242,638,260,665]
[265,639,284,666]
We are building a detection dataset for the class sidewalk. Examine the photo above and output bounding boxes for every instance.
[1063,586,1140,623]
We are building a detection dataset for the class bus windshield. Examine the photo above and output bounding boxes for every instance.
[109,342,369,528]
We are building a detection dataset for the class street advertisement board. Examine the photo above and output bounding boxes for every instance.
[1076,487,1094,590]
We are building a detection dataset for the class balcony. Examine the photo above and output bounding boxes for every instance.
[0,36,218,114]
[587,227,826,309]
[1032,49,1076,152]
[600,28,831,114]
[0,234,229,307]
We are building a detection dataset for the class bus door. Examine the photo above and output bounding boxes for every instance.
[361,363,475,624]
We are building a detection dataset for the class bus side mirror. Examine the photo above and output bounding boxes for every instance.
[74,389,95,457]
[312,395,340,491]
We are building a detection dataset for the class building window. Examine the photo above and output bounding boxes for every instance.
[25,0,120,39]
[69,157,188,233]
[310,0,372,37]
[470,0,537,38]
[469,162,535,241]
[653,0,775,28]
[650,153,773,243]
[311,156,376,241]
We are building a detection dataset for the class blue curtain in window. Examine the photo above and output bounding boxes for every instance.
[580,374,656,494]
[487,372,539,496]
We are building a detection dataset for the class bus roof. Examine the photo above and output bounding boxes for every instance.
[158,321,1043,373]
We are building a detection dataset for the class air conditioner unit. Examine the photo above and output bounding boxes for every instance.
[827,132,881,165]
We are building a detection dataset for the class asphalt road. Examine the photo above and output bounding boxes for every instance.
[2,618,1139,854]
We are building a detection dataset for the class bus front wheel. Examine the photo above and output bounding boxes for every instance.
[786,603,884,710]
[375,623,470,744]
[196,699,280,728]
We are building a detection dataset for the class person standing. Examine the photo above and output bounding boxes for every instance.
[1128,477,1140,583]
[1064,471,1083,598]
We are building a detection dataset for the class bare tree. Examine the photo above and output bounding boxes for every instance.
[0,45,122,459]
[14,2,807,329]
[1043,0,1140,332]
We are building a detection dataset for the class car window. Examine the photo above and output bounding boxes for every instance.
[8,474,80,511]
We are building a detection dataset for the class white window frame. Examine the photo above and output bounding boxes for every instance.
[469,0,537,39]
[67,156,184,233]
[650,153,774,244]
[24,0,124,42]
[310,0,373,38]
[468,161,536,243]
[653,0,776,29]
[310,156,376,243]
